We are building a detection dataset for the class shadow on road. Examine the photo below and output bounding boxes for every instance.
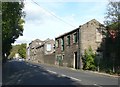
[2,61,84,86]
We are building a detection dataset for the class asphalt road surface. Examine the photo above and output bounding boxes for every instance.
[2,60,119,87]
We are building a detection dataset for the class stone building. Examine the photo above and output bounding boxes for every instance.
[28,38,55,64]
[28,39,44,62]
[55,19,105,69]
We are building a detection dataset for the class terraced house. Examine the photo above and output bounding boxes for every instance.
[55,19,105,69]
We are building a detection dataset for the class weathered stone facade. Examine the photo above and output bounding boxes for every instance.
[55,19,105,69]
[27,19,105,69]
[55,28,80,68]
[28,39,44,63]
[28,38,55,65]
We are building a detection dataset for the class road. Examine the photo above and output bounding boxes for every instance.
[2,60,119,87]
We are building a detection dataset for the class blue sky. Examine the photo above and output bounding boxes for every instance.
[13,0,109,45]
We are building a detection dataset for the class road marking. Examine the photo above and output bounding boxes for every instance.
[34,66,37,67]
[69,76,82,82]
[46,70,82,82]
[47,70,57,74]
[93,84,103,87]
[61,74,67,77]
[93,84,97,86]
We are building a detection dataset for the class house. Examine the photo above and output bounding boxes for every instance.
[28,39,44,62]
[55,19,105,69]
[28,38,55,64]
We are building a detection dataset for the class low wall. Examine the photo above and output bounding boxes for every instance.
[44,53,55,65]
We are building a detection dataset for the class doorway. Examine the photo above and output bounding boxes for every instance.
[73,52,77,69]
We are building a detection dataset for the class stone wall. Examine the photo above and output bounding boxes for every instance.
[55,19,104,69]
[44,53,55,65]
[80,19,103,55]
[28,38,55,65]
[55,29,79,68]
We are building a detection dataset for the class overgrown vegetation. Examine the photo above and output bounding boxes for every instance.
[99,1,120,75]
[82,46,96,71]
[8,43,27,59]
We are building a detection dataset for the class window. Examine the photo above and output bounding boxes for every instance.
[73,33,78,43]
[55,40,59,48]
[46,44,52,51]
[39,42,41,45]
[67,35,70,46]
[61,38,64,51]
[96,29,102,42]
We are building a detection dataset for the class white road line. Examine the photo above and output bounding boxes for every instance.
[93,84,97,86]
[93,84,103,87]
[47,70,57,74]
[34,66,37,67]
[69,76,82,82]
[46,70,82,82]
[61,74,67,77]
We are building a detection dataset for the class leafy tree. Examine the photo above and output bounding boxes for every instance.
[8,43,26,59]
[2,1,25,62]
[103,1,120,74]
[82,46,96,70]
[104,1,120,29]
[8,45,20,59]
[18,43,26,58]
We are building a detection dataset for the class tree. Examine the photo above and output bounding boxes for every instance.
[8,43,26,59]
[2,1,25,62]
[104,1,120,74]
[104,1,120,29]
[82,46,96,70]
[8,45,20,59]
[18,43,26,58]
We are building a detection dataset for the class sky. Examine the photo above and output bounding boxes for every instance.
[13,0,109,45]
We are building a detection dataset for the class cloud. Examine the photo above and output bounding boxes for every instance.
[13,36,31,45]
[13,1,108,45]
[24,1,54,22]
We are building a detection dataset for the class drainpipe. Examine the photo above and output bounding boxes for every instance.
[78,26,82,69]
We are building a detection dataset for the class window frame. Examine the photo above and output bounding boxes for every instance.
[61,37,64,51]
[67,35,70,46]
[73,33,78,43]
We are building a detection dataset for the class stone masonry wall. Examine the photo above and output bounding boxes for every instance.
[80,19,103,55]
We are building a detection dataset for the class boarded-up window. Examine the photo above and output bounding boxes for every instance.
[96,29,102,42]
[67,35,70,46]
[46,44,51,51]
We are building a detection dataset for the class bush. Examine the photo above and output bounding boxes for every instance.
[82,46,96,70]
